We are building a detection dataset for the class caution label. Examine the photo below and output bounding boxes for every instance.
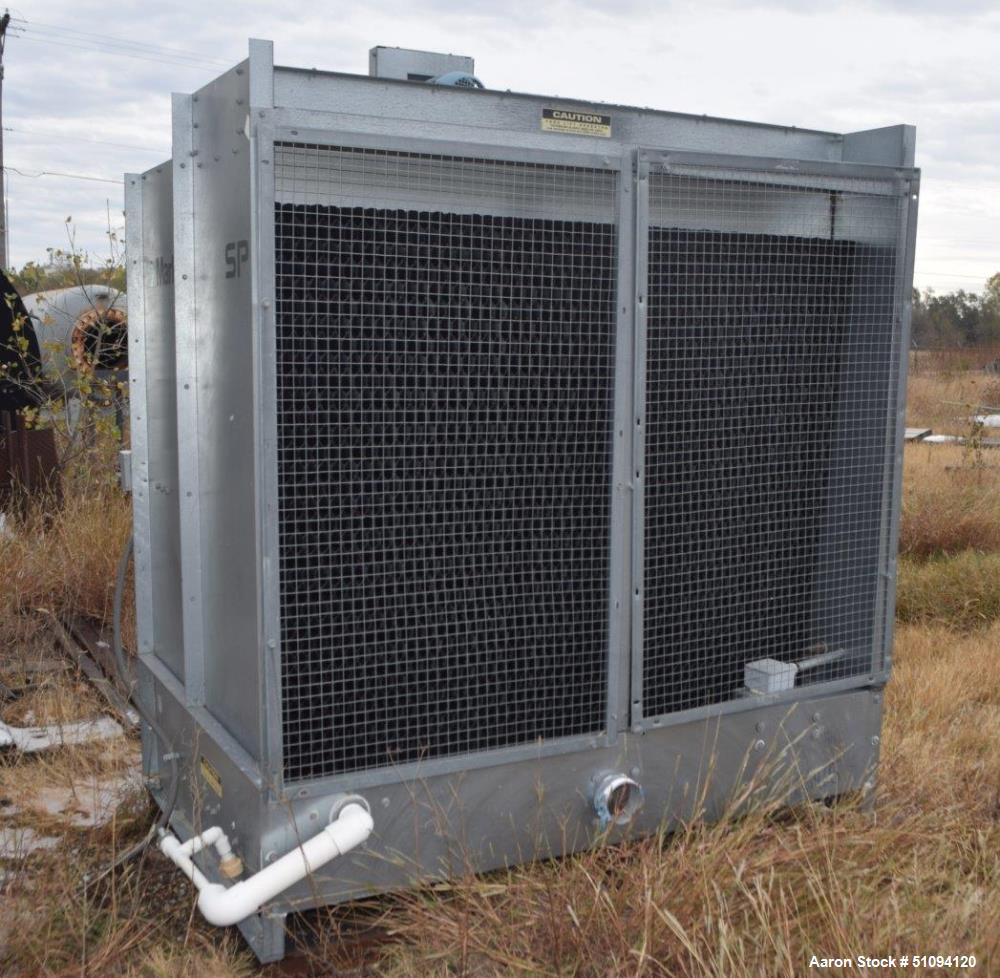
[199,756,223,798]
[541,108,612,138]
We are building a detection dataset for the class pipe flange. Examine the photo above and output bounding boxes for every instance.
[328,793,370,824]
[593,773,644,828]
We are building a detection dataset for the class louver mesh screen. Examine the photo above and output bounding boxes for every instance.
[274,144,618,780]
[641,172,900,719]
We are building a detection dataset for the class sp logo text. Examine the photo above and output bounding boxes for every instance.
[224,240,249,279]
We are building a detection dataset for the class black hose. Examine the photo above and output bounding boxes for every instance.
[111,533,134,692]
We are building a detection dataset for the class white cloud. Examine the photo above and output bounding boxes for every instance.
[4,0,998,291]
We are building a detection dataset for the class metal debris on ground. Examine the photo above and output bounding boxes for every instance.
[0,826,61,858]
[0,715,124,753]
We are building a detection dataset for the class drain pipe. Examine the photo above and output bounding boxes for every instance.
[159,800,373,927]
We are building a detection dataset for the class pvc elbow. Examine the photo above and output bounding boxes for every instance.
[197,882,260,928]
[160,802,374,928]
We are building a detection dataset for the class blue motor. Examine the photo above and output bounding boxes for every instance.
[428,70,484,89]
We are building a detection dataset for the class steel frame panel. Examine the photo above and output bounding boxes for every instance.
[125,172,153,662]
[172,93,207,706]
[255,123,631,794]
[878,180,920,673]
[630,149,917,734]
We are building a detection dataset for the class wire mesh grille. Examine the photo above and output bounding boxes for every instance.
[274,144,618,780]
[641,170,901,719]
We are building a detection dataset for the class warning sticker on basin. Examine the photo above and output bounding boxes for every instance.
[541,108,612,138]
[199,756,223,798]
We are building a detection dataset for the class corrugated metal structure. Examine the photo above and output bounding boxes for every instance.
[126,40,918,961]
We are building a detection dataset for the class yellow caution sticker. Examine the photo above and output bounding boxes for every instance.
[199,755,223,798]
[541,108,612,138]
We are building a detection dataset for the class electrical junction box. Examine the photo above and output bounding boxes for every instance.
[368,45,474,81]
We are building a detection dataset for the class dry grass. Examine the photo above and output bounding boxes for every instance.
[899,443,1000,559]
[910,343,1000,381]
[4,622,996,976]
[371,622,999,978]
[897,552,1000,631]
[905,367,1000,434]
[0,484,131,649]
[0,361,997,976]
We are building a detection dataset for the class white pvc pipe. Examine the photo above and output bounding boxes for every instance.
[159,802,373,927]
[176,825,234,861]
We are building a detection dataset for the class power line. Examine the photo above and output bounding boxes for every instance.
[4,165,120,185]
[3,125,166,155]
[9,17,228,69]
[916,271,996,281]
[10,16,228,63]
[10,30,225,71]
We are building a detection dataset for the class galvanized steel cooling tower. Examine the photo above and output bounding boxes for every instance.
[126,40,918,961]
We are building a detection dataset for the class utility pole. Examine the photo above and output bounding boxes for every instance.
[0,11,9,270]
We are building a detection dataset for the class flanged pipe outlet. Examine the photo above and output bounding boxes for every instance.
[593,773,644,828]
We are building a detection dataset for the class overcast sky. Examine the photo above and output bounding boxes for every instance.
[4,0,999,292]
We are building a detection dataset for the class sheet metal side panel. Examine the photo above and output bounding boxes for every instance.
[842,125,916,168]
[127,163,184,680]
[252,114,283,792]
[125,173,152,664]
[271,70,851,164]
[629,156,650,727]
[249,38,280,789]
[125,171,161,799]
[878,176,920,675]
[257,687,882,915]
[177,62,261,757]
[606,147,636,738]
[173,96,204,704]
[140,656,268,876]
